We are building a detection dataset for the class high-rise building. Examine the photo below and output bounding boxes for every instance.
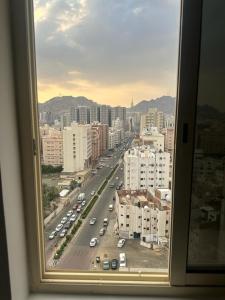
[63,122,92,173]
[111,106,126,126]
[91,126,101,162]
[99,105,110,125]
[115,189,171,248]
[78,106,90,124]
[124,146,170,190]
[90,105,99,123]
[91,123,108,155]
[161,128,175,156]
[140,108,165,133]
[70,107,79,123]
[42,129,63,166]
[60,112,71,129]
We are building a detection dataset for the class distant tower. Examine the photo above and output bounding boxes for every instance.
[131,97,134,108]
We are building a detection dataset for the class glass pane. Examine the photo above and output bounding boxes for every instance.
[188,0,225,270]
[33,0,180,273]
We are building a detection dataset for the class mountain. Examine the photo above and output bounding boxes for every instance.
[38,96,97,115]
[129,96,176,115]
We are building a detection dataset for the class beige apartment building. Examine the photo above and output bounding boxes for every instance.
[41,128,63,166]
[91,123,108,155]
[140,108,165,133]
[91,126,101,162]
[115,189,171,248]
[63,122,92,173]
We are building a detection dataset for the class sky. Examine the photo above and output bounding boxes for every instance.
[34,0,180,106]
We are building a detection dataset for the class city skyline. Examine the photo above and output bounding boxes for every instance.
[34,0,180,105]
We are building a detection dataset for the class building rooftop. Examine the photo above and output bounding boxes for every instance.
[117,189,170,210]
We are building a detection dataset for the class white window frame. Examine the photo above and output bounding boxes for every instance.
[9,0,225,296]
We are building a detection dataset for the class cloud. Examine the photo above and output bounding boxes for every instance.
[34,0,180,103]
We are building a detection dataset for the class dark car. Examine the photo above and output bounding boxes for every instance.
[96,256,100,263]
[64,221,72,229]
[111,258,118,270]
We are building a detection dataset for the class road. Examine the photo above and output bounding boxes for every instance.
[55,159,124,270]
[44,148,125,260]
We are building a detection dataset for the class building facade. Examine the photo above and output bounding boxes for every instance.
[140,108,165,133]
[124,146,170,190]
[63,122,92,173]
[41,128,63,166]
[115,189,171,248]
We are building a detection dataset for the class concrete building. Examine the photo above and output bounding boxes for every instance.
[140,127,164,151]
[165,115,175,128]
[91,123,108,155]
[124,146,170,190]
[63,122,92,173]
[78,106,90,124]
[140,108,165,133]
[162,127,175,156]
[90,105,99,123]
[41,128,63,166]
[60,112,71,129]
[91,126,101,162]
[99,105,110,125]
[115,189,171,248]
[111,106,126,127]
[70,107,79,123]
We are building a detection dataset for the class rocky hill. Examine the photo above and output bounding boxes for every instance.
[129,96,176,115]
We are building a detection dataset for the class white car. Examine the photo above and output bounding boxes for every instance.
[81,200,86,206]
[117,239,126,248]
[89,237,98,247]
[48,231,57,240]
[70,216,76,222]
[67,210,73,217]
[59,229,67,238]
[60,217,67,224]
[55,223,63,232]
[89,217,97,225]
[90,190,95,196]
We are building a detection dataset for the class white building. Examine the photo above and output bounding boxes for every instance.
[115,189,171,248]
[124,146,170,190]
[108,118,125,149]
[140,127,164,151]
[63,122,92,173]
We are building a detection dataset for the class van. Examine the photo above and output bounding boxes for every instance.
[119,252,126,267]
[103,218,108,227]
[108,204,113,211]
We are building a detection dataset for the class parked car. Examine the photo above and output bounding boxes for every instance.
[96,256,100,263]
[64,221,72,230]
[72,204,78,210]
[117,239,126,248]
[81,200,86,206]
[89,237,98,247]
[76,206,81,213]
[99,227,106,236]
[66,210,73,217]
[90,190,95,196]
[59,229,67,238]
[89,217,97,225]
[60,217,67,224]
[111,259,118,270]
[48,231,57,240]
[103,218,108,227]
[119,253,126,267]
[55,223,63,232]
[70,214,76,222]
[102,259,111,270]
[108,204,114,211]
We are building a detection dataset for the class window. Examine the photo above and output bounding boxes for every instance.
[13,0,224,295]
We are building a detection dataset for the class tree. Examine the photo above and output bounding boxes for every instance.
[42,183,59,209]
